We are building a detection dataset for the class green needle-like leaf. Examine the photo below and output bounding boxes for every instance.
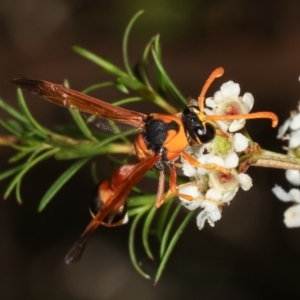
[114,81,130,94]
[160,204,182,258]
[138,35,157,89]
[4,148,58,200]
[90,162,99,185]
[81,82,114,94]
[127,195,156,208]
[129,206,152,279]
[17,89,48,137]
[38,157,90,211]
[122,10,144,75]
[0,97,28,123]
[112,97,143,107]
[0,118,22,137]
[151,36,187,108]
[142,206,157,260]
[157,197,174,241]
[155,210,195,284]
[55,130,134,159]
[9,148,37,163]
[0,165,24,182]
[68,109,96,141]
[15,178,22,204]
[73,46,127,77]
[117,76,177,114]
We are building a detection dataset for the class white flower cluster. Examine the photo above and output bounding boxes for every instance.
[272,103,300,228]
[179,81,253,229]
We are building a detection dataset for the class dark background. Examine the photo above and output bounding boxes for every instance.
[1,1,300,299]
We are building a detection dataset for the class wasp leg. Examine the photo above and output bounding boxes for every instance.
[155,164,195,208]
[163,179,225,207]
[155,169,165,207]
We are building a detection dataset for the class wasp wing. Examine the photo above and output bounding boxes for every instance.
[9,79,147,130]
[65,153,161,264]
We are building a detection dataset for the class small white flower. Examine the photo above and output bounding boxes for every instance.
[204,81,254,133]
[274,101,300,228]
[177,79,255,230]
[182,159,197,177]
[179,186,202,210]
[221,187,239,202]
[289,129,300,148]
[196,201,221,229]
[224,151,239,169]
[206,155,225,167]
[284,204,300,228]
[277,104,300,139]
[238,173,253,191]
[285,169,300,186]
[277,118,292,139]
[272,185,300,203]
[290,114,300,130]
[228,119,245,132]
[272,185,300,228]
[220,81,240,99]
[233,133,249,152]
[242,92,254,112]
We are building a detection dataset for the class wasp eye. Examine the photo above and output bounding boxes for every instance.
[194,122,215,143]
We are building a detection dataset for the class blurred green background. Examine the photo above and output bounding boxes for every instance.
[1,1,300,299]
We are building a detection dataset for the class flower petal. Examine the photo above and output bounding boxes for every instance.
[272,185,298,202]
[228,119,246,132]
[272,185,292,201]
[222,186,239,202]
[206,155,225,167]
[178,185,200,200]
[277,118,291,139]
[290,114,300,131]
[289,130,300,148]
[233,133,249,152]
[205,188,222,200]
[182,160,197,177]
[196,203,221,229]
[241,92,254,112]
[288,188,300,203]
[220,81,240,99]
[205,97,216,108]
[213,90,224,103]
[283,204,300,228]
[238,173,253,191]
[224,151,239,169]
[285,169,300,186]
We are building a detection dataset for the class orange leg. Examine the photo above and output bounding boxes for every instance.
[155,165,225,207]
[181,151,230,174]
[155,164,195,208]
[155,169,165,207]
[155,150,231,208]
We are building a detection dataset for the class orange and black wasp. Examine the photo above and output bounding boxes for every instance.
[9,67,278,263]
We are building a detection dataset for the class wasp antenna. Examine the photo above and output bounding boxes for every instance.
[206,111,278,128]
[198,67,224,112]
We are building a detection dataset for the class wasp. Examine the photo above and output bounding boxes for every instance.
[10,67,278,263]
